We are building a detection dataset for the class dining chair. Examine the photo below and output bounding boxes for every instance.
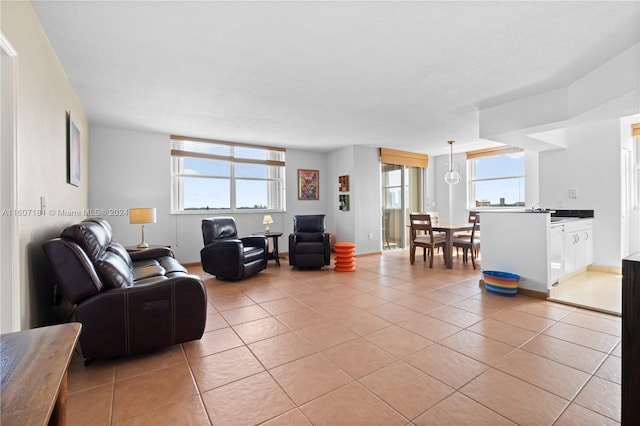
[452,214,480,269]
[409,213,447,267]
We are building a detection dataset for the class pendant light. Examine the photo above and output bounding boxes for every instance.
[444,140,460,185]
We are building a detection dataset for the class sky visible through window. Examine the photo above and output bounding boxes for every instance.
[472,153,525,206]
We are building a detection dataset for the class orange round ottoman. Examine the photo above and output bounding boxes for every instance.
[334,242,356,272]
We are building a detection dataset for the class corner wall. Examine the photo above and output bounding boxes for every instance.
[2,1,89,329]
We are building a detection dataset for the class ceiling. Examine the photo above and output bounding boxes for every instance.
[32,1,639,156]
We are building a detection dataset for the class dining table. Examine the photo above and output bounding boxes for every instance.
[430,222,475,269]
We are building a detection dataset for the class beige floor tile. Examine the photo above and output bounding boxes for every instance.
[335,310,392,336]
[521,334,608,374]
[189,346,264,392]
[295,322,358,351]
[420,289,467,305]
[573,376,620,421]
[300,382,407,425]
[394,295,444,313]
[67,383,113,426]
[323,338,397,379]
[559,311,621,336]
[405,344,488,389]
[549,271,621,315]
[595,355,621,384]
[488,308,556,332]
[366,286,413,302]
[439,330,514,365]
[275,308,327,330]
[554,402,620,426]
[232,316,290,344]
[360,361,454,420]
[68,358,115,394]
[245,287,287,303]
[219,304,271,325]
[425,305,484,328]
[269,354,353,405]
[111,395,210,426]
[202,371,295,425]
[461,369,569,425]
[211,294,256,312]
[544,322,620,353]
[116,344,186,381]
[365,302,426,324]
[467,318,538,347]
[204,311,229,332]
[414,392,516,426]
[365,325,433,358]
[398,315,461,342]
[112,364,198,423]
[248,331,317,369]
[494,349,590,400]
[512,301,573,321]
[612,340,621,357]
[182,327,244,360]
[261,409,312,425]
[260,297,307,315]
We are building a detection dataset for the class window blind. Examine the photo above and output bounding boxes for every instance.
[380,148,429,168]
[465,146,523,160]
[170,135,285,166]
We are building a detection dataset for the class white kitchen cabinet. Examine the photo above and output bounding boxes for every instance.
[563,219,593,276]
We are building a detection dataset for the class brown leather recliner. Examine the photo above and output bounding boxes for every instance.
[289,214,331,268]
[42,218,207,363]
[200,217,268,280]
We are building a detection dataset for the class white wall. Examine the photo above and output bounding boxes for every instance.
[2,1,90,329]
[90,126,338,263]
[539,119,623,267]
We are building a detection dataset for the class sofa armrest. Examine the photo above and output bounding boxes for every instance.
[240,236,268,251]
[75,275,206,359]
[129,246,174,261]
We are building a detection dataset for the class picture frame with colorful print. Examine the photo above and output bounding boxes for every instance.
[298,169,319,200]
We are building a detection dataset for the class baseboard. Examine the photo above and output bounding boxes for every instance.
[355,251,382,257]
[478,279,547,299]
[587,264,622,275]
[182,261,202,268]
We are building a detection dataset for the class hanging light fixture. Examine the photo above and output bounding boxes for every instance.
[444,140,461,185]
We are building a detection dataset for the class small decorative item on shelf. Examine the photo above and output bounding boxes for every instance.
[339,194,350,211]
[338,175,349,192]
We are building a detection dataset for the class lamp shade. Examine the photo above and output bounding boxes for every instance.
[263,215,274,225]
[129,208,157,224]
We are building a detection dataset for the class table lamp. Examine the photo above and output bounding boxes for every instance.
[263,215,273,233]
[129,207,157,248]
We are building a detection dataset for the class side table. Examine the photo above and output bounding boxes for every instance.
[1,322,81,426]
[253,232,282,266]
[125,244,171,253]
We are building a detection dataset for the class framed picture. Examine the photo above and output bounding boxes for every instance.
[67,111,81,186]
[298,169,319,200]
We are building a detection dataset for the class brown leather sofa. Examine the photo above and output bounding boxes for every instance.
[289,214,331,268]
[200,217,268,280]
[42,218,207,363]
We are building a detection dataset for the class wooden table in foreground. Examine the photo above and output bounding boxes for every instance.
[1,322,81,426]
[432,223,474,269]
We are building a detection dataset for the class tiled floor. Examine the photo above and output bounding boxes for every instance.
[66,250,621,425]
[549,270,622,316]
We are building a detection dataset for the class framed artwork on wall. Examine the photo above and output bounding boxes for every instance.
[67,111,81,186]
[298,169,319,200]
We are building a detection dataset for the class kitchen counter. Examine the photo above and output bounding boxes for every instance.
[480,210,594,296]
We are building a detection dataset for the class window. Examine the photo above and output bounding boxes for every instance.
[171,135,286,212]
[467,147,525,208]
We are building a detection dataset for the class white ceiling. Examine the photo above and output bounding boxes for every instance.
[31,1,639,156]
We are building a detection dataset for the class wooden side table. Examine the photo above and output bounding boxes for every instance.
[254,232,283,266]
[125,244,170,253]
[1,322,81,426]
[334,242,356,272]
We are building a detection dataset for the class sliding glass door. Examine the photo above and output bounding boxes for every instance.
[381,164,425,250]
